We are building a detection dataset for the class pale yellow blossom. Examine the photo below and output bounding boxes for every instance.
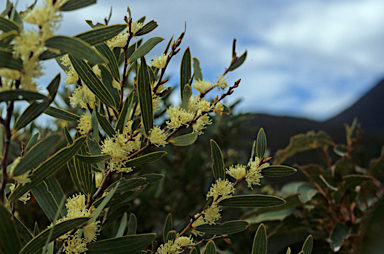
[206,178,235,202]
[166,106,194,130]
[95,172,103,188]
[245,157,267,189]
[157,236,194,254]
[150,53,168,69]
[192,79,212,94]
[0,68,21,80]
[226,164,247,180]
[192,114,212,135]
[214,102,224,116]
[203,204,221,225]
[63,235,88,254]
[77,113,92,135]
[69,85,95,109]
[149,126,168,147]
[83,221,100,242]
[131,20,143,35]
[215,75,227,90]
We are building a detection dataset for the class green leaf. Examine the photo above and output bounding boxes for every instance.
[127,213,137,235]
[135,20,158,36]
[252,224,267,254]
[274,131,334,165]
[256,128,266,158]
[45,36,107,64]
[0,15,19,33]
[166,230,176,242]
[115,95,131,133]
[127,37,164,64]
[169,133,197,146]
[11,134,61,177]
[195,220,249,235]
[107,178,147,193]
[87,136,104,171]
[219,195,286,208]
[180,48,191,99]
[141,173,164,184]
[330,223,349,252]
[286,247,291,254]
[87,234,156,254]
[210,140,225,179]
[89,182,119,224]
[44,106,80,122]
[180,84,192,110]
[203,241,217,254]
[31,177,66,221]
[6,136,86,206]
[297,183,318,203]
[228,50,247,72]
[116,213,127,238]
[20,218,89,254]
[14,217,33,246]
[0,204,22,254]
[76,24,127,46]
[193,57,203,81]
[0,48,22,71]
[101,205,130,230]
[96,109,116,137]
[75,154,110,164]
[74,143,95,195]
[69,55,115,109]
[137,57,153,137]
[124,151,167,168]
[262,165,297,177]
[190,247,199,254]
[60,0,96,11]
[0,91,47,102]
[163,213,173,242]
[96,43,120,81]
[301,235,313,254]
[342,175,373,190]
[99,65,120,109]
[13,74,60,131]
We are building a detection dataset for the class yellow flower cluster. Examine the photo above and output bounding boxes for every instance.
[77,113,92,135]
[226,164,247,180]
[245,157,267,189]
[206,178,235,202]
[192,114,212,135]
[192,79,212,94]
[149,126,168,147]
[101,121,142,173]
[214,75,228,90]
[63,235,88,254]
[166,106,194,130]
[188,96,212,114]
[150,53,168,69]
[107,20,143,48]
[69,85,96,109]
[157,236,194,254]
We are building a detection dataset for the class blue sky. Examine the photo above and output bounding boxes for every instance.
[18,0,384,121]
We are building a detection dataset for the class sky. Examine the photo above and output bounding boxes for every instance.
[16,0,384,121]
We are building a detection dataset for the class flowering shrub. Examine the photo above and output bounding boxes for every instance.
[0,1,317,253]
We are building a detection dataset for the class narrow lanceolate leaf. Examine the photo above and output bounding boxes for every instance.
[6,136,86,206]
[87,136,104,171]
[252,224,267,254]
[96,110,116,137]
[169,133,197,146]
[219,195,286,208]
[31,177,66,221]
[96,43,120,81]
[135,20,158,36]
[193,57,203,81]
[116,213,127,238]
[127,37,164,64]
[115,95,131,133]
[45,36,107,64]
[180,47,191,99]
[0,91,47,102]
[0,49,22,71]
[26,132,39,151]
[180,84,192,110]
[301,235,313,254]
[228,50,247,72]
[0,204,21,254]
[89,182,119,224]
[74,143,94,195]
[210,140,225,180]
[124,151,167,168]
[11,134,61,177]
[87,234,156,254]
[20,218,89,254]
[101,205,130,230]
[256,128,266,158]
[0,16,19,33]
[127,213,137,235]
[137,57,153,137]
[141,173,164,184]
[44,106,80,122]
[107,178,147,193]
[99,65,120,108]
[75,154,110,164]
[69,55,115,109]
[13,74,60,132]
[204,241,217,254]
[59,0,96,11]
[14,217,33,246]
[76,24,127,46]
[195,220,249,235]
[262,165,297,177]
[163,213,173,243]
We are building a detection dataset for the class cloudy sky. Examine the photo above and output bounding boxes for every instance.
[19,0,384,121]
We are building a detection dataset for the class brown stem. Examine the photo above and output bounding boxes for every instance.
[0,101,14,203]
